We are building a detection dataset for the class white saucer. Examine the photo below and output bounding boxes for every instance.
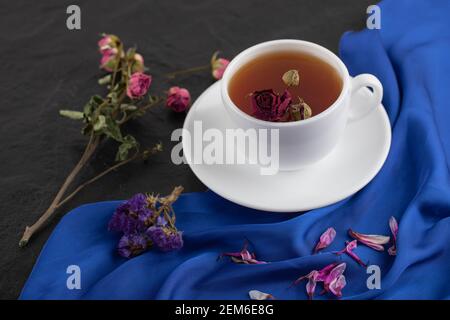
[182,81,391,212]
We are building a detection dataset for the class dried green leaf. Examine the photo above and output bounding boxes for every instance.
[103,117,123,142]
[98,74,112,85]
[93,115,107,131]
[115,135,138,161]
[59,110,84,120]
[120,104,137,111]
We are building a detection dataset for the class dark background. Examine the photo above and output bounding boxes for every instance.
[0,0,372,299]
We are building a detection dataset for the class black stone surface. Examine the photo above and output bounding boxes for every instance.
[0,0,372,299]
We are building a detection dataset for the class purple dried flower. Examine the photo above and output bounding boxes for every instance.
[146,226,183,252]
[348,229,390,251]
[314,227,336,253]
[108,193,153,234]
[118,233,148,258]
[388,216,399,256]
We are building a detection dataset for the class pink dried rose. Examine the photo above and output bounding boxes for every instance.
[335,240,367,267]
[127,72,152,99]
[251,89,292,121]
[211,51,229,80]
[314,227,336,253]
[348,229,390,251]
[132,53,145,73]
[293,262,346,299]
[219,241,267,264]
[100,48,118,72]
[166,86,191,112]
[388,216,399,256]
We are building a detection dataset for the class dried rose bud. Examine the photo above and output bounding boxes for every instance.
[166,86,191,112]
[211,51,230,80]
[251,89,292,121]
[348,229,390,251]
[314,227,336,253]
[126,72,152,99]
[100,48,119,72]
[98,34,120,54]
[282,69,300,87]
[132,53,145,73]
[290,97,312,121]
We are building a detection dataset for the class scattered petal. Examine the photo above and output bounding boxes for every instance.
[220,241,267,264]
[335,240,367,267]
[293,263,346,299]
[323,263,346,294]
[314,227,336,253]
[249,290,275,300]
[329,275,346,298]
[348,229,390,251]
[388,216,399,256]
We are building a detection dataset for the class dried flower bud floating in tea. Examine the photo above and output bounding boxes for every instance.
[282,69,300,87]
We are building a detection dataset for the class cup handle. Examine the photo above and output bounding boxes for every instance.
[349,74,383,121]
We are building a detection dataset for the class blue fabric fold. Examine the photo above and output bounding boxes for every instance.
[21,0,450,300]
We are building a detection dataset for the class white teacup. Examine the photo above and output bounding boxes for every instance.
[221,39,383,171]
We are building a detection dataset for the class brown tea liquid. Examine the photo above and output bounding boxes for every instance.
[228,51,343,119]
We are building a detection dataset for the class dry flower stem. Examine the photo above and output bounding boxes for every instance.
[19,133,100,247]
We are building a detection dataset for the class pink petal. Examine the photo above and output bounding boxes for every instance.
[323,263,346,286]
[335,240,367,267]
[306,277,317,300]
[389,217,399,239]
[388,245,397,256]
[316,263,338,281]
[293,270,318,286]
[388,216,399,256]
[347,249,367,267]
[314,227,337,253]
[220,241,267,264]
[329,275,346,298]
[249,290,275,300]
[348,229,390,251]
